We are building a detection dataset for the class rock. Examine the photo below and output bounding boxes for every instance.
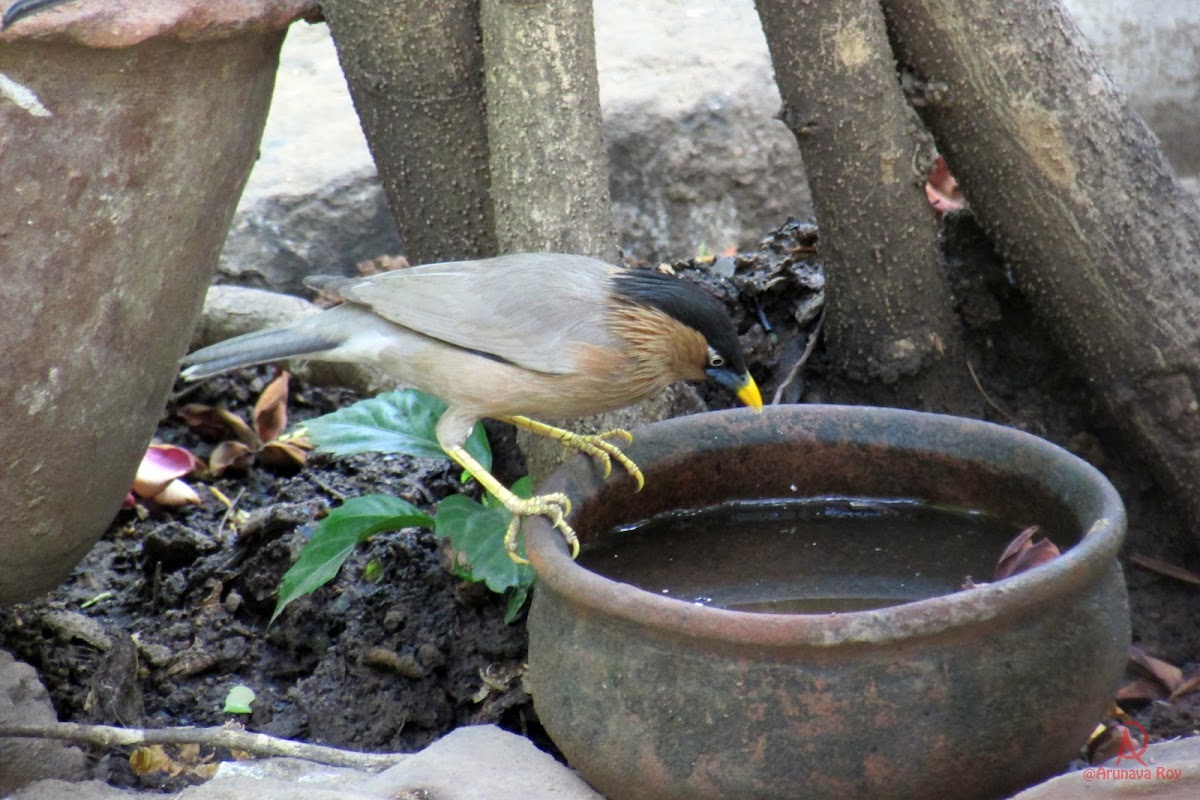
[0,650,87,795]
[188,285,391,394]
[7,780,133,800]
[595,0,809,261]
[361,725,603,800]
[8,726,600,800]
[188,285,320,351]
[1012,737,1200,799]
[219,0,809,293]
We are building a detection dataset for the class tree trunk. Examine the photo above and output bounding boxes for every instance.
[480,0,615,261]
[322,0,496,264]
[882,0,1200,529]
[755,0,975,411]
[479,0,679,483]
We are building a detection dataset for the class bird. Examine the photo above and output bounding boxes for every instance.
[180,253,762,561]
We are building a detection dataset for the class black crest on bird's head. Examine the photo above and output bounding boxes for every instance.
[611,270,746,374]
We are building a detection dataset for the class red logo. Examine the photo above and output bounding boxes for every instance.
[1114,719,1149,767]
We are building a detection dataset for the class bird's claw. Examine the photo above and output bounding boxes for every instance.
[503,492,578,564]
[567,429,645,491]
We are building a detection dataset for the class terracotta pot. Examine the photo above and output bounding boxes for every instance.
[525,406,1129,800]
[0,0,316,604]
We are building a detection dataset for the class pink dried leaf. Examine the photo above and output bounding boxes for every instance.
[132,443,203,499]
[153,479,202,507]
[924,155,967,216]
[994,525,1061,580]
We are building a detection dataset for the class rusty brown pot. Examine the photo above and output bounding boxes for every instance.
[0,0,316,604]
[525,405,1129,800]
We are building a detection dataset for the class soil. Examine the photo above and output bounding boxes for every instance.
[2,217,1198,792]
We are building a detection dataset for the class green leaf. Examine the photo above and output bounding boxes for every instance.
[363,558,384,583]
[272,494,434,623]
[223,684,256,714]
[504,585,531,624]
[304,389,491,470]
[434,495,535,595]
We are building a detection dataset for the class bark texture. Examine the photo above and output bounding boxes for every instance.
[481,0,615,261]
[755,0,973,410]
[322,0,496,263]
[478,0,659,481]
[883,0,1200,527]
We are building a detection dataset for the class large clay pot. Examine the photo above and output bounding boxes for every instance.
[0,0,317,604]
[525,405,1130,800]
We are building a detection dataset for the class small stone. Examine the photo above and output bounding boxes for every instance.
[224,590,244,615]
[383,606,407,632]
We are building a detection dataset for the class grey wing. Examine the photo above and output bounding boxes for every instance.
[305,253,619,374]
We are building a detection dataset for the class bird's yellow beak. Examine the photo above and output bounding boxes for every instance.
[736,373,763,412]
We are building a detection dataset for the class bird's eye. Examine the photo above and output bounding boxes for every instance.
[709,353,725,368]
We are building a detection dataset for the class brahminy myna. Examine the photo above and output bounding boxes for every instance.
[181,253,762,560]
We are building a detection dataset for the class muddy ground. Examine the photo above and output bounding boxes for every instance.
[1,218,1198,792]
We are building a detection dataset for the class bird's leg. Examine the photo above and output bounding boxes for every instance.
[444,444,577,564]
[500,416,645,491]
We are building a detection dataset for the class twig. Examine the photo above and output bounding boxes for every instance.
[1129,553,1200,586]
[965,360,1014,421]
[0,721,407,771]
[772,311,825,405]
[306,470,347,502]
[210,486,246,540]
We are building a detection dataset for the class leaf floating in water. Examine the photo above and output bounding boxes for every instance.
[994,525,1060,580]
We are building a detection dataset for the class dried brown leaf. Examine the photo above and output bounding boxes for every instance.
[129,744,172,775]
[253,372,290,444]
[1128,645,1184,692]
[994,525,1061,580]
[1087,722,1145,764]
[1116,677,1168,703]
[209,441,256,476]
[178,404,236,441]
[1168,669,1200,701]
[259,441,309,469]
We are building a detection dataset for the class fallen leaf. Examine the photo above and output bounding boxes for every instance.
[154,479,202,507]
[1087,722,1144,765]
[129,744,172,775]
[131,444,204,499]
[1116,677,1168,703]
[1169,670,1200,701]
[925,155,967,216]
[994,525,1061,580]
[1128,645,1184,693]
[253,372,291,444]
[209,440,256,476]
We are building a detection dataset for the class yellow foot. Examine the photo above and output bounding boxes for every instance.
[502,416,645,490]
[444,444,578,564]
[501,493,577,565]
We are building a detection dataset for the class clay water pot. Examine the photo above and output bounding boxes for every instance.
[525,405,1129,800]
[0,0,317,604]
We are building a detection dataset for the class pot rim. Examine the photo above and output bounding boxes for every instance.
[0,0,318,46]
[526,405,1126,648]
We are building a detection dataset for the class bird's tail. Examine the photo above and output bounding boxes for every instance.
[179,325,338,381]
